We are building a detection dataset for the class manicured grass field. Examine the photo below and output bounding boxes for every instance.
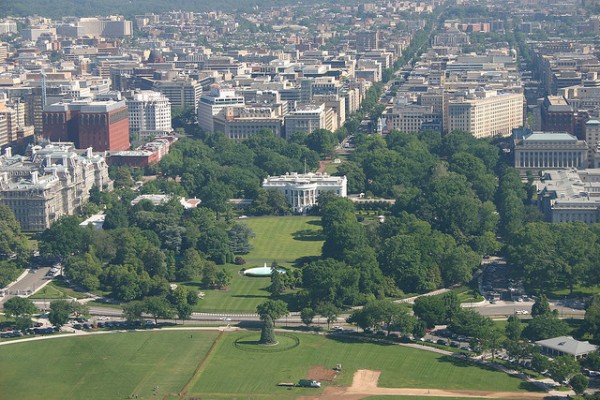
[366,397,495,400]
[29,279,89,300]
[242,216,324,263]
[182,264,272,313]
[189,332,537,398]
[0,331,220,400]
[0,331,540,400]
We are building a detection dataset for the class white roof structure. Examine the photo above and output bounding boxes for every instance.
[536,336,598,358]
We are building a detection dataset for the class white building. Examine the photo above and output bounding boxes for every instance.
[197,86,245,134]
[0,20,18,35]
[514,132,588,171]
[262,172,347,213]
[448,90,523,138]
[126,91,172,139]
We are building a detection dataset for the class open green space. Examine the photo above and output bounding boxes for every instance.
[242,216,324,263]
[0,330,541,400]
[29,279,89,300]
[451,285,484,304]
[546,284,600,300]
[0,331,219,400]
[367,397,510,400]
[190,332,539,398]
[366,398,498,400]
[181,264,272,313]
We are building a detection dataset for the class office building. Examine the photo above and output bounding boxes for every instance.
[126,91,172,139]
[197,86,246,134]
[514,132,588,171]
[538,169,600,224]
[285,104,335,137]
[42,99,130,151]
[0,144,112,230]
[154,78,202,111]
[448,91,523,138]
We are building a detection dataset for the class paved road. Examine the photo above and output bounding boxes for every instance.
[472,300,585,318]
[0,267,52,306]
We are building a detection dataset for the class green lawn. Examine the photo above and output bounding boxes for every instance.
[189,332,538,398]
[29,279,89,300]
[366,398,498,400]
[181,264,273,313]
[0,331,220,400]
[242,216,324,263]
[547,284,600,299]
[0,331,541,400]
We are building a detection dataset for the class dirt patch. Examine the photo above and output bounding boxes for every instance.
[297,369,549,400]
[349,369,380,391]
[307,365,337,382]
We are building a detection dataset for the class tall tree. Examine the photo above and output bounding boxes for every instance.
[3,297,37,318]
[300,307,316,327]
[259,315,276,345]
[143,296,174,324]
[256,299,288,323]
[48,300,71,328]
[317,302,339,330]
[227,223,255,254]
[531,295,551,317]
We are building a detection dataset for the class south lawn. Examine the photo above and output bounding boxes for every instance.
[189,332,537,398]
[0,331,539,400]
[179,216,323,313]
[242,216,324,263]
[0,331,219,400]
[181,264,272,313]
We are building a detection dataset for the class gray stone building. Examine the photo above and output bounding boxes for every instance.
[0,144,112,230]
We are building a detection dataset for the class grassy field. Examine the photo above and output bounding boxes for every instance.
[0,331,220,400]
[189,332,538,399]
[29,279,89,300]
[242,216,324,263]
[547,284,600,299]
[182,264,272,313]
[0,331,541,400]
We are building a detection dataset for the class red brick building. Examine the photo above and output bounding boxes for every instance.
[43,99,130,151]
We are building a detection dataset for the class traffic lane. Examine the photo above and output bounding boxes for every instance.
[0,267,52,305]
[475,303,584,317]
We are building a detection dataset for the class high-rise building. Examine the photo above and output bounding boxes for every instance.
[0,20,17,35]
[153,78,202,112]
[356,30,379,52]
[42,99,130,151]
[126,91,172,139]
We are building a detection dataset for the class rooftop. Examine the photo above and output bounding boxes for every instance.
[536,336,598,357]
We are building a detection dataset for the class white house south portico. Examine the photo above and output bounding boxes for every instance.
[262,172,347,213]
